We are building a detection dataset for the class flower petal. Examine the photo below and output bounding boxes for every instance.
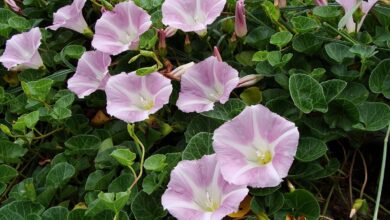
[67,51,111,98]
[0,27,43,70]
[92,1,151,55]
[162,154,248,220]
[162,0,226,32]
[105,72,172,123]
[213,104,299,188]
[176,56,239,113]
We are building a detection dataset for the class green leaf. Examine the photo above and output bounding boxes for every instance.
[306,158,340,180]
[324,43,354,63]
[131,192,166,220]
[369,59,390,99]
[63,45,86,59]
[324,99,360,131]
[139,29,158,50]
[98,191,130,214]
[0,201,45,219]
[349,45,378,59]
[252,51,268,62]
[85,170,116,191]
[321,79,347,102]
[284,189,320,220]
[289,74,328,113]
[201,99,246,121]
[235,51,256,66]
[240,87,262,105]
[42,207,69,220]
[354,102,390,131]
[296,137,328,162]
[45,162,75,188]
[261,1,280,22]
[250,185,281,196]
[291,16,319,33]
[267,51,293,67]
[270,31,293,48]
[245,26,276,50]
[21,79,54,101]
[0,8,18,37]
[0,140,27,164]
[313,6,341,19]
[182,132,214,160]
[0,164,18,183]
[144,154,167,171]
[13,110,40,132]
[184,115,223,142]
[9,178,36,201]
[110,149,137,167]
[55,93,75,108]
[8,16,31,32]
[338,82,369,104]
[0,182,5,195]
[64,135,101,156]
[292,33,323,54]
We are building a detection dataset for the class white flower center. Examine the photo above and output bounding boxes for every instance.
[202,191,220,212]
[138,96,154,110]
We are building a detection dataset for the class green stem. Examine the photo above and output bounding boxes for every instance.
[127,124,146,193]
[373,124,390,220]
[323,22,359,45]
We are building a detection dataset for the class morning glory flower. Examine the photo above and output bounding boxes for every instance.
[161,154,249,220]
[105,72,172,123]
[47,0,93,36]
[0,27,43,71]
[337,0,378,32]
[5,0,21,13]
[161,0,226,35]
[235,0,247,38]
[67,51,111,98]
[92,1,152,55]
[176,56,239,113]
[213,105,299,188]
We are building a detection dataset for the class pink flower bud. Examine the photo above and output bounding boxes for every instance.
[235,0,247,38]
[213,46,222,62]
[237,74,264,88]
[5,0,21,13]
[314,0,328,6]
[158,29,167,57]
[164,26,177,38]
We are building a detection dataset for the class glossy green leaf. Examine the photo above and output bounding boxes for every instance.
[296,137,328,162]
[0,164,18,183]
[321,79,347,102]
[182,132,214,160]
[354,102,390,131]
[369,59,390,99]
[284,189,320,220]
[144,154,167,171]
[110,149,136,167]
[45,162,75,188]
[201,99,246,121]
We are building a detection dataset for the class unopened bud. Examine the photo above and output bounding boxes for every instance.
[164,26,178,38]
[4,0,21,13]
[314,0,327,6]
[237,74,263,88]
[274,0,286,8]
[350,199,365,218]
[213,46,223,62]
[235,0,247,38]
[158,29,167,57]
[184,34,192,54]
[287,180,295,192]
[169,62,195,80]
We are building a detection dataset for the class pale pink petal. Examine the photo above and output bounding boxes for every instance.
[176,56,239,113]
[5,0,21,12]
[162,0,226,33]
[105,72,172,123]
[162,154,248,220]
[47,0,90,34]
[0,27,43,70]
[358,0,378,30]
[213,105,299,188]
[234,0,247,38]
[92,1,152,55]
[67,51,111,98]
[336,0,357,32]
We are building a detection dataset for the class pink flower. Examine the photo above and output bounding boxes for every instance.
[314,0,328,6]
[337,0,378,32]
[162,0,226,34]
[105,72,172,123]
[47,0,92,36]
[92,1,152,55]
[5,0,21,13]
[67,51,111,98]
[235,0,247,38]
[162,154,248,220]
[213,105,299,188]
[237,74,263,88]
[0,27,43,71]
[176,56,239,113]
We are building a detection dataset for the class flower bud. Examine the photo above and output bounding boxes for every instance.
[274,0,286,8]
[184,34,192,54]
[213,46,222,62]
[314,0,328,6]
[4,0,21,13]
[170,62,195,80]
[350,199,365,218]
[235,0,247,38]
[164,26,177,38]
[158,29,167,57]
[237,74,264,88]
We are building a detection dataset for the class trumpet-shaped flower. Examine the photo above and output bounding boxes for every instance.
[0,27,43,71]
[235,0,247,38]
[337,0,378,32]
[47,0,92,36]
[162,0,226,34]
[5,0,21,12]
[162,154,249,220]
[213,105,299,188]
[67,51,111,98]
[176,56,239,113]
[92,1,152,55]
[105,72,172,123]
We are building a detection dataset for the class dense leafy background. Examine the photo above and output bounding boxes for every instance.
[0,0,390,219]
